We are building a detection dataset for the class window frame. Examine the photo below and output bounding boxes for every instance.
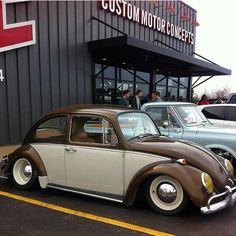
[69,114,119,147]
[33,115,68,144]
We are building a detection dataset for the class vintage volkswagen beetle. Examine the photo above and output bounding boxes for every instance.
[0,105,236,215]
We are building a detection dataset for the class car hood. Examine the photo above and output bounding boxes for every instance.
[128,135,230,190]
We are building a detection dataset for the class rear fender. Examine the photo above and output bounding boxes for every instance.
[6,144,47,176]
[124,163,210,208]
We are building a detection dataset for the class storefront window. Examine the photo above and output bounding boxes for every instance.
[104,66,115,79]
[136,71,150,83]
[168,77,178,87]
[95,64,102,77]
[156,74,166,86]
[120,68,134,81]
[180,77,189,88]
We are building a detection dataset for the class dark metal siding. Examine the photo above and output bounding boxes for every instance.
[0,0,196,145]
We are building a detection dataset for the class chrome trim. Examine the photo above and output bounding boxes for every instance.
[47,184,123,203]
[157,183,177,203]
[201,185,236,214]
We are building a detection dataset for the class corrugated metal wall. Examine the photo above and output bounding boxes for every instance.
[0,0,196,145]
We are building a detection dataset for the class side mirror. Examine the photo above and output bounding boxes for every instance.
[162,121,169,129]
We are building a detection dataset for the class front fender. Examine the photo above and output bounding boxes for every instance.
[6,144,47,176]
[124,163,210,208]
[205,144,236,159]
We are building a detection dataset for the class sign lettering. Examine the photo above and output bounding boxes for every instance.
[0,0,36,52]
[100,0,194,45]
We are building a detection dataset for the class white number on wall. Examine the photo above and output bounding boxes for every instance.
[0,69,5,82]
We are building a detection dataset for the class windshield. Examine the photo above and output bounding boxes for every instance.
[175,105,209,126]
[118,112,159,141]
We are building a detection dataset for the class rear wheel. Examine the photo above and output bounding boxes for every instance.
[11,157,37,190]
[145,175,188,215]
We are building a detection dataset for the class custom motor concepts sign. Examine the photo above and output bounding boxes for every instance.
[0,0,36,52]
[100,0,194,45]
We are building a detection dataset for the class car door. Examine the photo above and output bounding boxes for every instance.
[30,115,67,186]
[145,106,184,139]
[65,115,124,198]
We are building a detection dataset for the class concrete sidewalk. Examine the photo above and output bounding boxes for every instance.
[0,145,20,157]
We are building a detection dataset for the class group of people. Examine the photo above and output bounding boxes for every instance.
[198,94,224,105]
[117,90,163,109]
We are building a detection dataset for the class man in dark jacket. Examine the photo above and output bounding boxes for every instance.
[117,90,130,107]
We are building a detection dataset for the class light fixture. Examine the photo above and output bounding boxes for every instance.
[165,4,175,13]
[180,14,190,21]
[192,20,200,26]
[122,62,127,65]
[102,58,107,61]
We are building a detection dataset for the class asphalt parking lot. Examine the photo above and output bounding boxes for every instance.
[0,177,236,236]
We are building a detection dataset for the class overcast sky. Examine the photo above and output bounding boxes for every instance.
[184,0,236,95]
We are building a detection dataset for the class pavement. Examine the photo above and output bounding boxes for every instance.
[0,145,20,157]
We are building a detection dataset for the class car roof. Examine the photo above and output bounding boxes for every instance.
[141,102,194,109]
[48,104,136,116]
[199,104,236,109]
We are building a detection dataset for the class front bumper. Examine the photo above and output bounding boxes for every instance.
[201,185,236,214]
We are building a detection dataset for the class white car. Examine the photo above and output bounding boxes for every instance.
[227,93,236,104]
[199,104,236,128]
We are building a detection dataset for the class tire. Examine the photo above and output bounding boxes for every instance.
[145,175,188,215]
[11,157,37,190]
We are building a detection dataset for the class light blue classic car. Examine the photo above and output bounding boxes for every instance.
[141,102,236,166]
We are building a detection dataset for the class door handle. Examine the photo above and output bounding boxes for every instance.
[65,146,77,153]
[173,129,181,133]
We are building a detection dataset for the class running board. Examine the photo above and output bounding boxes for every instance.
[0,175,9,180]
[47,184,123,203]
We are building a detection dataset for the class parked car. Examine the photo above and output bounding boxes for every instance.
[227,93,236,104]
[199,104,236,128]
[0,105,236,215]
[141,102,236,166]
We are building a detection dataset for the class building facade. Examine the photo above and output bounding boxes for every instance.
[0,0,230,145]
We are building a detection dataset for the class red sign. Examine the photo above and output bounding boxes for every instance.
[0,0,36,52]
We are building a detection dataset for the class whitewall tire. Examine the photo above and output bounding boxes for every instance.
[145,175,188,215]
[11,157,37,190]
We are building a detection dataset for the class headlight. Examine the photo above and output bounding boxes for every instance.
[225,159,234,176]
[201,173,214,194]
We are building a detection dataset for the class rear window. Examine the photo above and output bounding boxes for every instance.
[225,107,236,121]
[202,107,225,120]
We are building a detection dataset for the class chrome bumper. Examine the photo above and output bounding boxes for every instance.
[201,186,236,214]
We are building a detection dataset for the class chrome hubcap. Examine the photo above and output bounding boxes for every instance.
[157,183,177,203]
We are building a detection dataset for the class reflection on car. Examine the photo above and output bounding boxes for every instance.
[199,104,236,128]
[1,105,236,216]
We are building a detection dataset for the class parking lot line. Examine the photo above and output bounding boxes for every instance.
[0,190,173,236]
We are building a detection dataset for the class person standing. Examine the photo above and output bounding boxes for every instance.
[214,96,224,104]
[152,91,163,102]
[117,90,130,107]
[131,90,142,109]
[198,94,209,105]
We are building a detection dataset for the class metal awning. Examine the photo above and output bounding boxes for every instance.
[87,35,231,77]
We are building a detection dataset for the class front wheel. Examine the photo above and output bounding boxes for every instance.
[145,175,188,215]
[11,157,37,190]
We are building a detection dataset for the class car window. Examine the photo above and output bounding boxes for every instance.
[229,95,236,104]
[145,107,180,128]
[202,107,225,120]
[225,107,236,121]
[118,112,159,140]
[70,116,118,145]
[36,116,67,141]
